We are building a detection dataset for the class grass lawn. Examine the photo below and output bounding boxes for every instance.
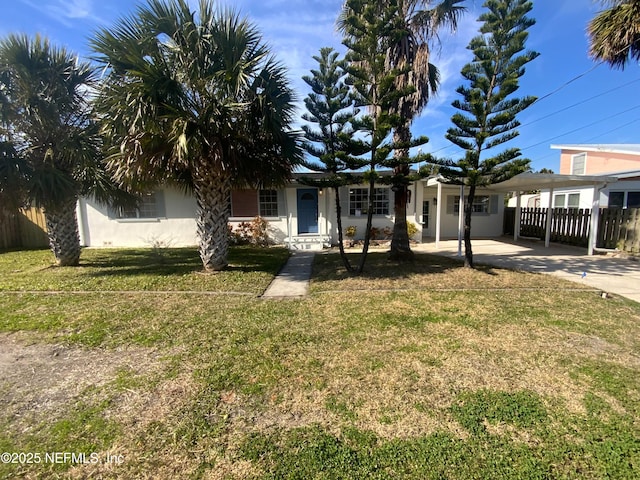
[1,247,639,479]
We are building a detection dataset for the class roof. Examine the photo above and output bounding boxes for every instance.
[550,144,640,156]
[488,172,619,192]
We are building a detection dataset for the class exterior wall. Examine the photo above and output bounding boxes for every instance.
[559,149,640,175]
[81,181,502,248]
[423,185,504,239]
[538,179,640,209]
[80,188,198,247]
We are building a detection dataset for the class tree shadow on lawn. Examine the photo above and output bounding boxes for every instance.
[313,251,501,282]
[80,246,288,278]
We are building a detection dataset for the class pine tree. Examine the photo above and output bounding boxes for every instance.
[339,0,428,273]
[299,47,367,272]
[430,0,538,268]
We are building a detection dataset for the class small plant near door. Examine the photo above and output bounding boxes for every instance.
[407,222,418,240]
[345,226,357,247]
[229,217,271,246]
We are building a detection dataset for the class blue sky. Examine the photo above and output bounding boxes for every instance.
[2,0,638,172]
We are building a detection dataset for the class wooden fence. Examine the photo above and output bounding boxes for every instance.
[504,207,640,253]
[504,207,591,247]
[597,208,640,253]
[0,208,49,249]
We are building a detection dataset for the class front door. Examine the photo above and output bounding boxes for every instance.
[297,189,318,234]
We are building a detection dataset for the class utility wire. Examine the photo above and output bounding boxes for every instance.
[520,77,640,128]
[521,104,640,151]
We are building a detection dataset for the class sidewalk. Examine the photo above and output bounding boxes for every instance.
[415,238,640,304]
[262,251,315,299]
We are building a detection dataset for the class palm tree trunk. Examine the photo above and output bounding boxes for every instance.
[44,196,81,266]
[193,171,232,272]
[390,125,414,261]
[463,184,476,269]
[334,186,353,272]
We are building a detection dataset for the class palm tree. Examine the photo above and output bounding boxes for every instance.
[588,0,640,69]
[0,34,127,266]
[91,0,301,272]
[387,0,465,260]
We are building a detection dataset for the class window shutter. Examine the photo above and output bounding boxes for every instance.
[389,188,396,216]
[490,195,499,214]
[572,153,586,175]
[446,195,455,215]
[277,189,286,217]
[155,190,166,218]
[231,190,259,217]
[339,186,350,216]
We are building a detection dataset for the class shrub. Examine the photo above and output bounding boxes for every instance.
[229,216,271,246]
[407,221,418,238]
[345,226,357,238]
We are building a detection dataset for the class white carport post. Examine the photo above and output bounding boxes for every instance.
[435,181,442,249]
[588,183,602,256]
[457,185,464,257]
[514,191,521,242]
[544,187,554,248]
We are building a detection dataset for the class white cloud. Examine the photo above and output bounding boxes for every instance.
[19,0,102,27]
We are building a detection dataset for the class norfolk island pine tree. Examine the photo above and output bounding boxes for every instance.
[427,0,538,268]
[299,47,369,272]
[339,0,429,273]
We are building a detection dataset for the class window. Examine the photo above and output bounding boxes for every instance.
[231,189,281,217]
[259,190,279,217]
[553,193,580,209]
[349,188,389,215]
[553,194,565,208]
[117,192,159,219]
[609,192,625,208]
[571,153,586,175]
[609,191,640,208]
[454,195,489,214]
[628,192,640,208]
[568,193,580,208]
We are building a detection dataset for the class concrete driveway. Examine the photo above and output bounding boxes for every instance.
[415,238,640,304]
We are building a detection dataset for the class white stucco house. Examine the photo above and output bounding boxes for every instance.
[77,173,506,250]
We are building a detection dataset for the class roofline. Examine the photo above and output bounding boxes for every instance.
[550,144,640,156]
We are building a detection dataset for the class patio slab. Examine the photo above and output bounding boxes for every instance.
[415,238,640,304]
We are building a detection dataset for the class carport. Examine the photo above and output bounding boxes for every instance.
[488,172,618,255]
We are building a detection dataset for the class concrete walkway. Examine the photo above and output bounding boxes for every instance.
[262,251,315,299]
[415,238,640,304]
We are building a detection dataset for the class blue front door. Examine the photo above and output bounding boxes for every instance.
[297,189,318,234]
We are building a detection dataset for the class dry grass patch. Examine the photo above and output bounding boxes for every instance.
[311,251,595,293]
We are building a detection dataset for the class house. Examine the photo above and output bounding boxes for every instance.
[77,173,506,250]
[543,144,640,209]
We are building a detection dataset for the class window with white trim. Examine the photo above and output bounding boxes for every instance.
[454,195,489,214]
[259,190,279,217]
[571,153,586,175]
[349,188,389,215]
[553,193,580,208]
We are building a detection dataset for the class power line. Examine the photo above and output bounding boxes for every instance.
[582,117,640,143]
[520,77,640,128]
[521,104,640,151]
[530,62,603,105]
